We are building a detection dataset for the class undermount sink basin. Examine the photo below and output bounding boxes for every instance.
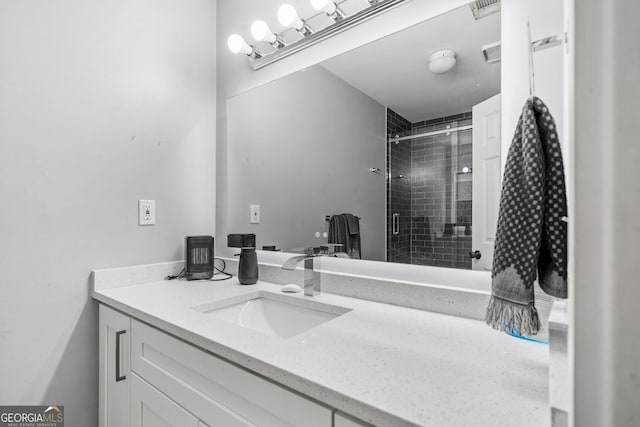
[192,291,351,339]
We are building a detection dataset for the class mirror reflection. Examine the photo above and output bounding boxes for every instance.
[227,4,501,270]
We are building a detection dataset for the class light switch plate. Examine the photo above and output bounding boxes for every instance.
[139,200,155,226]
[250,204,260,224]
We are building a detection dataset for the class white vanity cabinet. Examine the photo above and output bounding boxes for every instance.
[99,304,342,427]
[99,305,131,427]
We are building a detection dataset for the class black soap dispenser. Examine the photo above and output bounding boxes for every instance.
[227,234,258,285]
[238,247,258,285]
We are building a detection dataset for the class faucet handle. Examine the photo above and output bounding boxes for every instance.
[303,246,322,256]
[302,244,345,257]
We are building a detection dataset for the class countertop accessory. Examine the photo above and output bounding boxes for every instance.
[228,233,258,285]
[281,284,303,293]
[185,236,214,280]
[237,248,259,285]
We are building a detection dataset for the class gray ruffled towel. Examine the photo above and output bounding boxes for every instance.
[485,97,568,336]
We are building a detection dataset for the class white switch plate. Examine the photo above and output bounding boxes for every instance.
[250,204,260,224]
[139,200,155,226]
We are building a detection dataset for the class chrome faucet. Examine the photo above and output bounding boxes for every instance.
[281,245,346,297]
[281,254,321,297]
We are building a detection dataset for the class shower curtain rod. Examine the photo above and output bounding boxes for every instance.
[388,125,473,144]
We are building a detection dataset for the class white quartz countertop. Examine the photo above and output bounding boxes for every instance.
[93,277,549,427]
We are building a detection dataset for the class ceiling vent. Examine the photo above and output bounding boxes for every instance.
[469,0,501,20]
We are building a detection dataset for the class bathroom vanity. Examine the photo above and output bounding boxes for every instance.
[93,261,549,427]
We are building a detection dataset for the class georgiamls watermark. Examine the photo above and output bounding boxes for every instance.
[0,406,64,427]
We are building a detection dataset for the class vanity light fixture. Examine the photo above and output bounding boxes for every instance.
[428,49,457,74]
[277,4,313,35]
[251,20,285,47]
[227,34,261,58]
[310,0,346,20]
[228,0,409,70]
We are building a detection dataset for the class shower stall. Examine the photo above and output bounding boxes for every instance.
[386,108,474,269]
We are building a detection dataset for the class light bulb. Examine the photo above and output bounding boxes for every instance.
[310,0,337,15]
[227,34,253,55]
[277,4,304,30]
[251,20,277,44]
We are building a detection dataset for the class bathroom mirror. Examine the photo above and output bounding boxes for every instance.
[227,4,501,271]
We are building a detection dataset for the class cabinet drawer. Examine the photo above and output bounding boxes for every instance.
[131,320,332,427]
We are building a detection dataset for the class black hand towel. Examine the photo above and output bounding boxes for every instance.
[485,97,568,336]
[328,214,362,259]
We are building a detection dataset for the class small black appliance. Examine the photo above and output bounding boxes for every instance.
[185,236,214,280]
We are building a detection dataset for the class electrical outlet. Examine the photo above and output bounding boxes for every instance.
[139,200,155,226]
[250,204,260,224]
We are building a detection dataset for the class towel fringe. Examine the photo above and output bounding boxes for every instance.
[485,296,541,336]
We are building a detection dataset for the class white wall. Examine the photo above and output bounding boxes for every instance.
[227,66,386,260]
[501,0,566,175]
[574,1,640,425]
[216,0,469,257]
[0,1,216,425]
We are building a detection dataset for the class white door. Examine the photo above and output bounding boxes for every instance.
[130,374,200,427]
[472,94,501,271]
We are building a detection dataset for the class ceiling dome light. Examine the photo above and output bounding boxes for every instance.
[277,4,304,30]
[251,20,277,43]
[428,49,457,74]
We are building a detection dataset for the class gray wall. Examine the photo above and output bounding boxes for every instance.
[0,1,216,425]
[227,66,385,260]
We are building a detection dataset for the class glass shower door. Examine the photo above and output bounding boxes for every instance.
[386,112,474,269]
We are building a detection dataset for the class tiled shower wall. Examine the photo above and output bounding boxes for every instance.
[386,110,473,269]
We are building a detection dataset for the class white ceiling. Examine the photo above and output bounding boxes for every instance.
[320,5,501,122]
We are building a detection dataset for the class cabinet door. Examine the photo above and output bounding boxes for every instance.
[99,305,131,427]
[131,373,199,427]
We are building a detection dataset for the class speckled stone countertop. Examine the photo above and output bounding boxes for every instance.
[92,266,549,427]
